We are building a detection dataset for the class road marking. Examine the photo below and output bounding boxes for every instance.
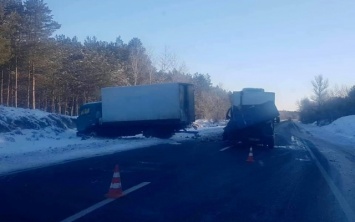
[122,182,150,195]
[274,145,288,149]
[295,158,311,162]
[61,199,115,222]
[169,142,181,145]
[220,146,231,151]
[301,139,355,222]
[61,182,151,222]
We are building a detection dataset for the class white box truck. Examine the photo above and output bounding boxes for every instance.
[76,83,195,138]
[223,88,280,148]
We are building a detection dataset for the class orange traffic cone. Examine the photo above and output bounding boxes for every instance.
[246,147,254,162]
[106,165,123,198]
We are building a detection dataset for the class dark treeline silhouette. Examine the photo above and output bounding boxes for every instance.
[298,75,355,125]
[0,0,229,120]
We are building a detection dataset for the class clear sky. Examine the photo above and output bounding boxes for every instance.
[45,0,355,111]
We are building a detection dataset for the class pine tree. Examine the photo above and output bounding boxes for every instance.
[0,0,23,106]
[22,0,60,109]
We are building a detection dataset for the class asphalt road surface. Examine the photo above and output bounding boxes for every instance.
[0,121,353,222]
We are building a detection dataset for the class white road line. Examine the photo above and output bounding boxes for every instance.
[220,146,231,152]
[61,182,151,222]
[302,140,355,222]
[61,199,115,222]
[274,145,288,149]
[122,182,150,195]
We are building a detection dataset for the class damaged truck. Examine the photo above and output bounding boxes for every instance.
[223,88,280,148]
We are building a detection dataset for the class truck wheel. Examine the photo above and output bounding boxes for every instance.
[156,129,174,139]
[155,131,174,139]
[144,129,174,139]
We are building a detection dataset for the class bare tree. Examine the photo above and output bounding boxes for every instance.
[129,50,141,86]
[310,75,329,125]
[311,75,329,107]
[328,84,349,98]
[159,46,178,72]
[177,61,189,75]
[144,46,156,84]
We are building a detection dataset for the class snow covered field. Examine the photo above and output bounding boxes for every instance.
[0,106,223,175]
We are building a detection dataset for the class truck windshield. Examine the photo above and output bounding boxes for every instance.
[80,107,91,116]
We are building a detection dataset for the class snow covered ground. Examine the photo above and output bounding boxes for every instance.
[296,115,355,206]
[296,115,355,171]
[297,115,355,146]
[0,106,223,175]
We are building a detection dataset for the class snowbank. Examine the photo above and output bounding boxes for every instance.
[321,115,355,138]
[297,115,355,146]
[0,106,74,133]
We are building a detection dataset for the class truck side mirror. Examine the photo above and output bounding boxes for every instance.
[226,108,232,120]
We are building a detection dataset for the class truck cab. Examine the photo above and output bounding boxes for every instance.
[76,102,102,135]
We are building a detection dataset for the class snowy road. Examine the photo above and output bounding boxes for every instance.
[0,121,354,222]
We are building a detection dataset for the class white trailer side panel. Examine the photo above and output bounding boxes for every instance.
[231,90,275,106]
[101,83,181,123]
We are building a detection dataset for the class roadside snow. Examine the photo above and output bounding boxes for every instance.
[194,119,227,128]
[0,106,224,175]
[0,128,170,175]
[297,115,355,146]
[296,116,355,208]
[0,105,73,133]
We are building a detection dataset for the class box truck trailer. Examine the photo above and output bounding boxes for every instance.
[76,83,195,138]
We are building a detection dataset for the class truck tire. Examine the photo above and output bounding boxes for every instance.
[155,130,174,139]
[144,129,174,139]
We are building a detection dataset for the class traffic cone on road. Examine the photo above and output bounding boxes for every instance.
[106,164,123,198]
[246,147,254,162]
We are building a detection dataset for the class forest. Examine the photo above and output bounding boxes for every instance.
[0,0,230,120]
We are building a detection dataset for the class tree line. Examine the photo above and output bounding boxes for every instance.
[0,0,230,120]
[298,75,355,125]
